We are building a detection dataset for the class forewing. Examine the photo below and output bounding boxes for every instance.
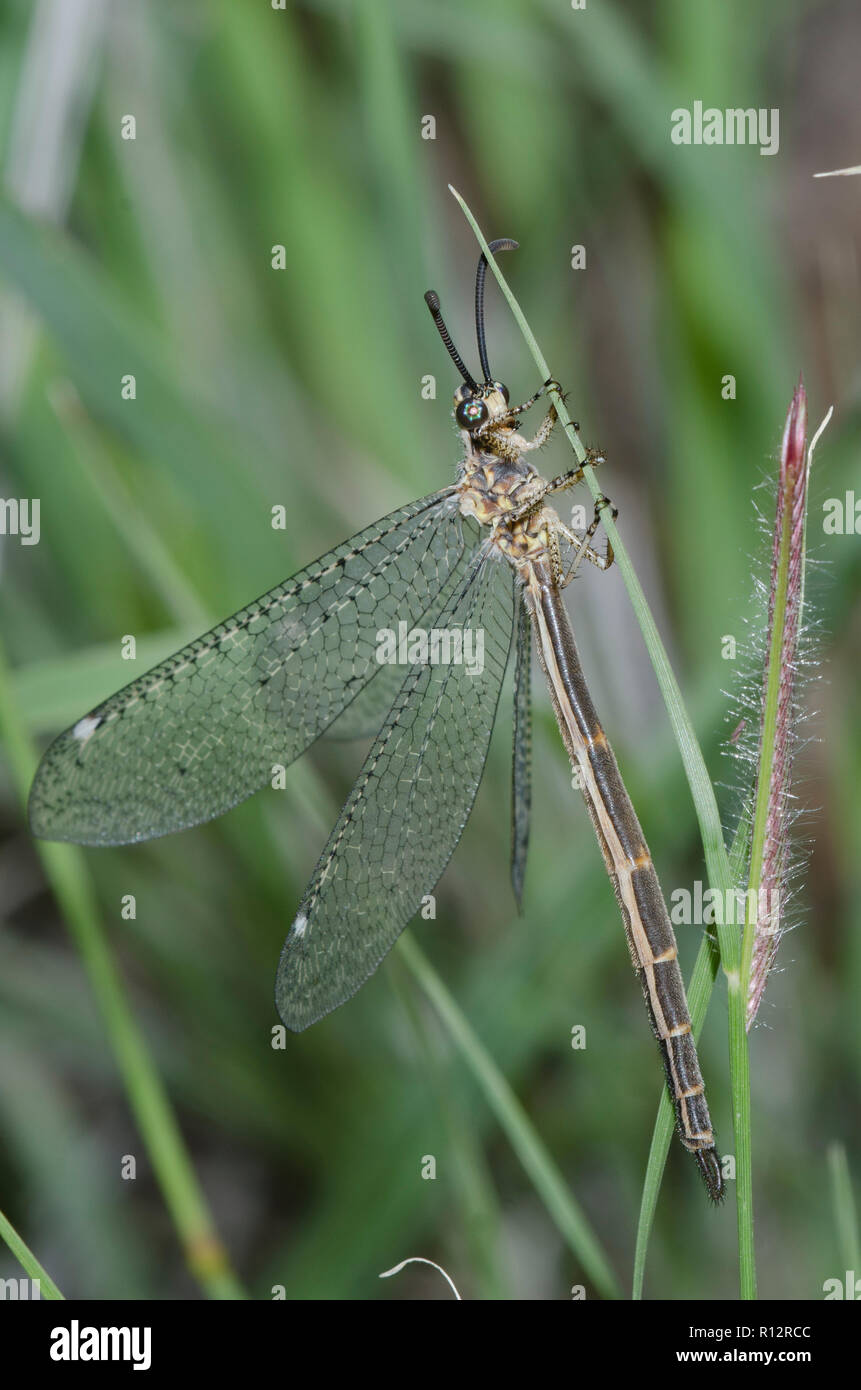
[29,490,469,845]
[324,536,482,742]
[325,514,489,740]
[510,587,532,910]
[276,546,516,1031]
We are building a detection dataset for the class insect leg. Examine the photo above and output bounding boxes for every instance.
[556,495,618,584]
[543,446,606,498]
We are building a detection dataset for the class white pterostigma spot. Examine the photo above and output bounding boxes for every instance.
[72,715,102,743]
[290,912,308,941]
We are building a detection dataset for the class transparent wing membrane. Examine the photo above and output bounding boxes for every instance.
[28,490,469,846]
[322,525,481,742]
[276,548,516,1031]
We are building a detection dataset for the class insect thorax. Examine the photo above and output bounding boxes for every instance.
[457,446,554,572]
[457,446,543,526]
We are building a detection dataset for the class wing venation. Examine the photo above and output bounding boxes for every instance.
[276,547,516,1030]
[29,489,470,845]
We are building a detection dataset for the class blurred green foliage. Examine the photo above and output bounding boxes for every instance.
[0,0,859,1299]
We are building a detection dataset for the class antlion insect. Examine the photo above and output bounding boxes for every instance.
[29,239,723,1200]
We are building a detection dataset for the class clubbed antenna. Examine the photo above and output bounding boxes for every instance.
[474,238,518,382]
[424,291,479,393]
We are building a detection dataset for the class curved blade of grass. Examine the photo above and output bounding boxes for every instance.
[387,953,507,1299]
[395,934,621,1300]
[379,1255,462,1299]
[450,188,753,1297]
[0,641,246,1300]
[0,1207,65,1300]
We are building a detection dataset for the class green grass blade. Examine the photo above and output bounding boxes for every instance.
[827,1143,860,1276]
[632,932,721,1298]
[633,796,754,1298]
[396,934,621,1299]
[387,953,508,1299]
[0,1208,65,1300]
[0,641,246,1301]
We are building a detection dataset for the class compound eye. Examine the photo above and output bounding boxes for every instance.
[455,397,489,430]
[493,381,510,404]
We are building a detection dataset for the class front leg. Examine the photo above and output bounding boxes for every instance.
[506,376,563,423]
[511,378,568,451]
[477,377,564,446]
[516,401,559,452]
[489,402,559,463]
